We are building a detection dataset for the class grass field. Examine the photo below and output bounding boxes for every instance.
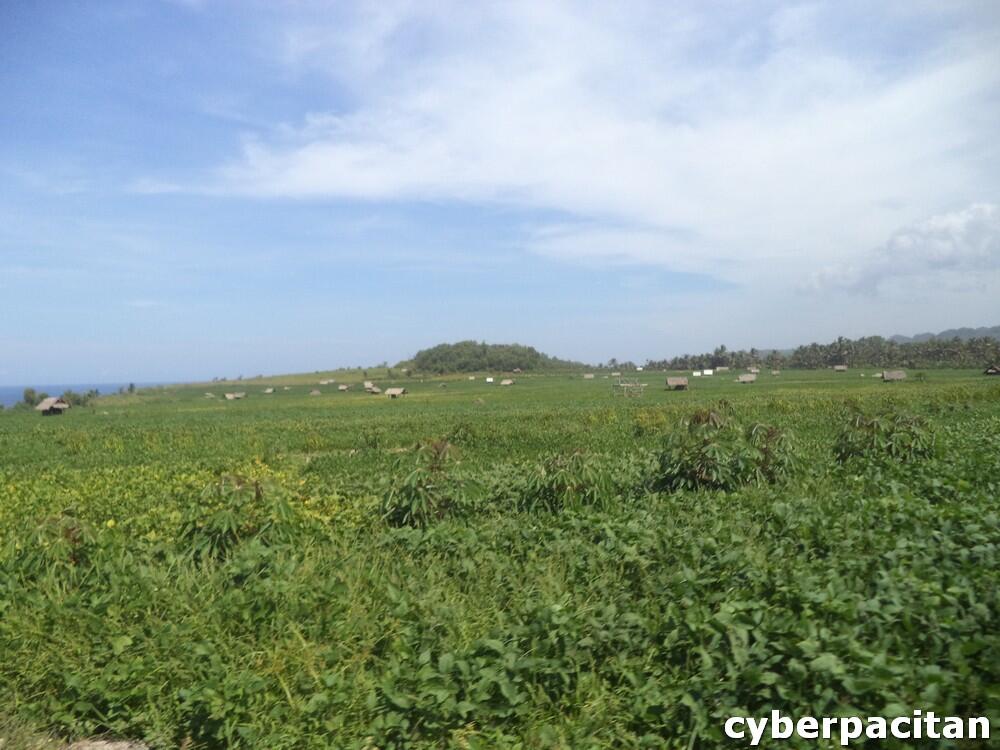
[1,369,998,748]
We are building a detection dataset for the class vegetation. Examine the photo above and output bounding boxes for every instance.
[406,341,583,374]
[645,333,1000,371]
[0,369,997,748]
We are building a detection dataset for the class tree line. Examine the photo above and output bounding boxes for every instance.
[644,336,1000,371]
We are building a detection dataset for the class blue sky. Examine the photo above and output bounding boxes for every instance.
[2,1,999,383]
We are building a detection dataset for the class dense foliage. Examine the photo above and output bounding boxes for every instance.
[644,334,1000,371]
[0,370,997,748]
[407,341,582,373]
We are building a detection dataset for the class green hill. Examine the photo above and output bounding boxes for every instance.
[403,341,585,374]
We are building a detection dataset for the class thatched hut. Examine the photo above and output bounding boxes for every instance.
[737,374,757,384]
[666,377,689,391]
[35,397,70,416]
[385,387,407,398]
[500,379,514,386]
[881,370,906,382]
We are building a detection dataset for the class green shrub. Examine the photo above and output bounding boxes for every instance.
[520,452,614,512]
[653,411,797,491]
[834,412,935,465]
[180,475,299,561]
[380,441,465,527]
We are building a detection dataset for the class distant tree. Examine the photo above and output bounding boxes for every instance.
[128,383,136,394]
[22,388,53,407]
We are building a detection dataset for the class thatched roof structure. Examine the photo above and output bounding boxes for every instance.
[881,370,906,382]
[666,377,688,390]
[385,387,407,398]
[737,374,757,384]
[35,397,70,415]
[500,379,515,386]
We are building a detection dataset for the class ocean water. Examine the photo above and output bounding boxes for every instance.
[0,383,154,409]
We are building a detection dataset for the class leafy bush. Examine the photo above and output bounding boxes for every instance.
[653,410,798,491]
[834,412,935,465]
[180,474,300,561]
[380,440,466,527]
[520,452,614,512]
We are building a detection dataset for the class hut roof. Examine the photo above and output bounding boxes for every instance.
[500,379,515,386]
[666,377,689,390]
[737,374,757,384]
[882,370,906,382]
[35,397,69,412]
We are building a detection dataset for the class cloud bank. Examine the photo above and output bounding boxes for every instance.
[180,0,1000,286]
[811,203,1000,293]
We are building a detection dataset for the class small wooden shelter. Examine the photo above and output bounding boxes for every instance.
[35,397,70,416]
[666,377,689,391]
[385,387,407,398]
[881,370,906,382]
[737,374,757,384]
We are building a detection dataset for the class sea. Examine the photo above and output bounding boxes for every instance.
[0,383,162,409]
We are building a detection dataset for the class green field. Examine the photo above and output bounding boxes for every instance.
[1,369,998,748]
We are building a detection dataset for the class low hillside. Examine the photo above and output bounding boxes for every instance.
[404,341,585,374]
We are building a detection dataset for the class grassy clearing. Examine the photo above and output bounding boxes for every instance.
[1,370,998,748]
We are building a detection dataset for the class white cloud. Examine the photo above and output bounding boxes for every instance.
[811,202,1000,293]
[151,1,1000,286]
